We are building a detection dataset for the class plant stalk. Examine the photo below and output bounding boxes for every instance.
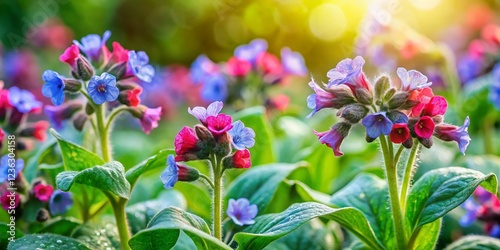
[96,104,112,162]
[400,140,420,212]
[212,155,223,240]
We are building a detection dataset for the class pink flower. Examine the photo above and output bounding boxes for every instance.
[414,116,435,139]
[314,122,351,157]
[434,117,471,155]
[140,107,162,134]
[256,52,283,77]
[106,42,129,65]
[59,44,80,68]
[409,87,434,117]
[174,126,200,162]
[206,114,233,135]
[0,192,20,211]
[421,96,447,117]
[226,57,251,77]
[33,121,50,141]
[126,88,142,107]
[33,183,54,202]
[232,149,251,169]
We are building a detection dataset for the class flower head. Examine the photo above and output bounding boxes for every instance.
[397,68,432,92]
[59,44,80,67]
[49,190,73,216]
[160,155,199,189]
[281,47,307,76]
[314,122,351,157]
[73,30,111,61]
[33,183,54,202]
[128,51,155,83]
[139,107,162,134]
[227,198,258,226]
[307,79,355,118]
[390,123,410,143]
[207,114,233,135]
[108,42,129,64]
[87,72,119,105]
[42,70,66,106]
[228,121,255,150]
[421,96,447,117]
[201,74,228,102]
[232,149,251,169]
[0,156,24,184]
[188,101,223,125]
[409,87,434,117]
[174,126,200,162]
[0,192,20,211]
[256,52,283,77]
[327,56,371,92]
[414,116,435,139]
[191,55,219,83]
[362,112,393,139]
[434,117,471,155]
[8,87,42,113]
[226,57,251,77]
[234,39,268,64]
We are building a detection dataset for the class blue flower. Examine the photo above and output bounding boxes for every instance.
[87,73,119,105]
[73,30,111,61]
[188,101,223,125]
[397,67,432,92]
[489,63,500,110]
[190,55,218,84]
[234,39,268,65]
[0,155,24,184]
[8,86,42,113]
[201,74,228,102]
[42,70,65,106]
[49,190,73,216]
[458,56,482,84]
[128,51,155,83]
[228,121,255,150]
[281,47,307,76]
[226,198,258,226]
[327,56,366,89]
[361,112,393,139]
[459,197,479,226]
[160,155,178,189]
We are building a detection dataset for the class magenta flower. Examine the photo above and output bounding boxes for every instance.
[59,44,80,69]
[206,114,233,135]
[227,198,258,226]
[434,117,471,155]
[139,107,162,134]
[188,101,223,125]
[414,116,435,139]
[362,112,393,139]
[397,67,432,92]
[314,122,351,157]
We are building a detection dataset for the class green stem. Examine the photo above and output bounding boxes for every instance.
[210,155,223,240]
[105,106,130,132]
[96,104,111,162]
[113,199,131,250]
[393,145,404,166]
[379,136,407,249]
[199,174,215,189]
[400,140,420,212]
[88,200,109,221]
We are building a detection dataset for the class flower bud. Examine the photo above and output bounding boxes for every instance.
[337,103,369,124]
[223,149,251,169]
[63,79,82,92]
[177,164,200,182]
[418,137,433,148]
[388,92,410,109]
[195,125,215,144]
[18,121,49,141]
[36,208,50,222]
[432,115,443,124]
[73,112,88,131]
[402,137,413,149]
[85,102,94,115]
[355,88,373,105]
[108,62,127,80]
[118,88,142,107]
[383,88,397,101]
[76,57,94,81]
[365,134,376,143]
[399,99,419,110]
[324,85,356,109]
[215,132,232,157]
[374,75,390,100]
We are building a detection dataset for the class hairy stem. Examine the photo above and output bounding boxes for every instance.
[96,104,112,162]
[400,140,420,212]
[212,155,223,240]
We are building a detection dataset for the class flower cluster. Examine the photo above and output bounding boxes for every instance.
[460,186,500,238]
[0,81,48,151]
[160,101,256,188]
[308,56,471,156]
[190,39,307,110]
[42,31,161,134]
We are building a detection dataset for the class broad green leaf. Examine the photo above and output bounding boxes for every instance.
[291,180,332,205]
[444,235,500,250]
[330,174,394,249]
[72,221,121,249]
[8,233,90,250]
[263,220,338,250]
[232,106,275,165]
[56,161,131,199]
[50,129,105,171]
[24,140,58,182]
[37,218,81,236]
[234,202,384,250]
[174,182,212,221]
[125,149,174,187]
[301,143,340,193]
[0,223,23,249]
[407,218,441,250]
[129,207,231,250]
[406,167,498,230]
[126,189,186,234]
[226,163,302,212]
[461,155,500,194]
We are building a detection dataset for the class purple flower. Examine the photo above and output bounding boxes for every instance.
[73,30,111,61]
[139,107,162,134]
[397,67,432,92]
[42,70,65,106]
[8,87,42,113]
[201,74,228,102]
[228,121,255,150]
[160,155,178,189]
[280,47,307,76]
[234,39,268,65]
[460,197,480,226]
[128,51,155,83]
[227,198,258,226]
[49,190,73,216]
[44,101,82,129]
[458,56,482,84]
[87,73,119,105]
[0,155,24,184]
[489,63,500,109]
[362,112,393,139]
[190,55,219,84]
[434,117,471,155]
[307,78,337,118]
[188,101,223,125]
[314,122,351,157]
[327,56,370,91]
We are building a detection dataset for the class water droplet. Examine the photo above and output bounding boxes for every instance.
[37,236,43,239]
[49,245,55,248]
[56,240,63,244]
[40,243,46,247]
[103,243,109,247]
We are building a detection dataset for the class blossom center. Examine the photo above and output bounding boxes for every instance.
[97,83,107,92]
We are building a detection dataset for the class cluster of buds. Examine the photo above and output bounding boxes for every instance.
[461,186,500,238]
[160,101,255,188]
[307,56,471,156]
[42,31,162,134]
[0,81,48,151]
[190,39,307,110]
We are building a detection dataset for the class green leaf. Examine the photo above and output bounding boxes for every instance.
[50,129,105,171]
[444,235,500,250]
[234,202,384,250]
[461,155,500,194]
[56,161,131,199]
[24,140,58,182]
[8,233,90,250]
[407,218,441,250]
[37,218,81,236]
[226,163,302,212]
[330,174,394,249]
[175,182,212,221]
[232,106,275,165]
[129,207,231,250]
[263,220,338,250]
[301,143,340,193]
[72,221,121,249]
[125,149,174,187]
[406,167,498,230]
[0,223,23,249]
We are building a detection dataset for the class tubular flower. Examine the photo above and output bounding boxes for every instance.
[314,122,351,157]
[390,123,411,143]
[42,70,66,106]
[362,112,393,139]
[174,126,200,162]
[73,30,111,61]
[188,101,223,125]
[327,56,371,92]
[434,117,471,155]
[206,114,233,135]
